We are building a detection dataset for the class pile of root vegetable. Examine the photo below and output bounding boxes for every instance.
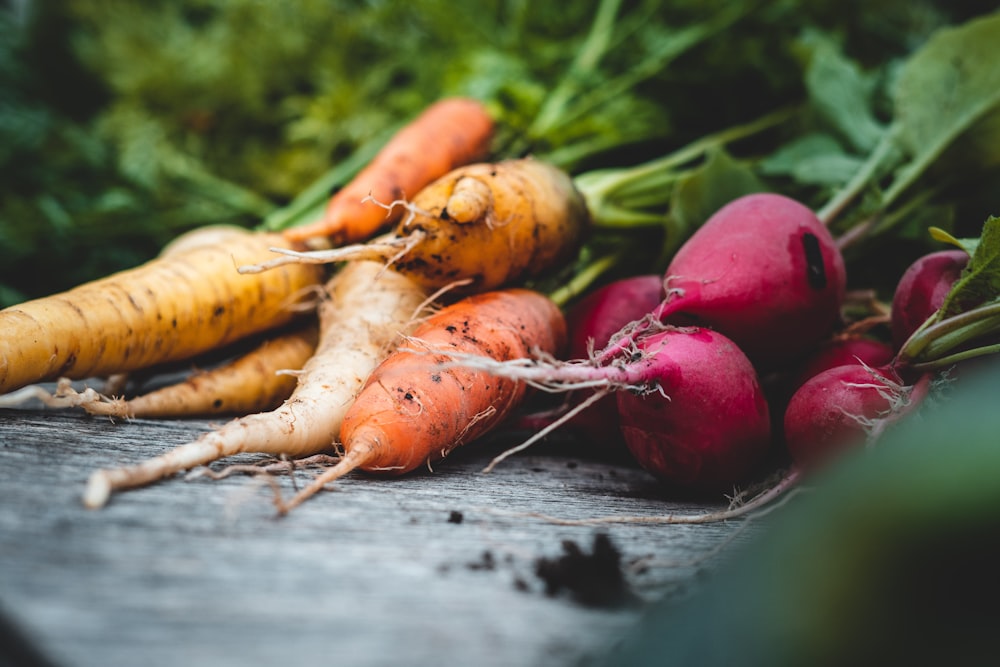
[2,5,1000,517]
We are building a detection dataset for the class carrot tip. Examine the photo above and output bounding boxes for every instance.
[82,471,112,509]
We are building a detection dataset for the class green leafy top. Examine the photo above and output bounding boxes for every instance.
[886,11,1000,206]
[897,216,1000,370]
[938,216,1000,318]
[2,0,996,307]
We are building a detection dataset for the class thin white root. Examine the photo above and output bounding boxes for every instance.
[82,471,113,509]
[478,467,804,525]
[81,260,429,509]
[0,385,61,408]
[0,379,110,412]
[186,454,343,480]
[626,516,757,573]
[360,194,435,225]
[401,342,629,393]
[404,326,701,397]
[410,278,475,321]
[481,390,610,473]
[236,231,425,275]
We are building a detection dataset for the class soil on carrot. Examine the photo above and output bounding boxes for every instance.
[533,533,638,608]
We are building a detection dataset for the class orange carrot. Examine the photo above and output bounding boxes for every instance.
[276,288,566,513]
[0,228,323,396]
[244,158,590,294]
[82,260,428,508]
[284,97,495,245]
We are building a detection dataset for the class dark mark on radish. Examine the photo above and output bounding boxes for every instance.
[801,232,827,290]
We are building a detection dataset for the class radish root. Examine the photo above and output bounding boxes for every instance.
[482,467,804,525]
[482,389,610,473]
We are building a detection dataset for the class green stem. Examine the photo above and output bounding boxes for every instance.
[920,312,1000,360]
[608,106,796,192]
[909,341,1000,373]
[257,129,393,232]
[573,106,797,226]
[590,205,671,229]
[519,0,752,161]
[524,0,623,144]
[816,125,900,226]
[179,172,276,219]
[547,249,629,308]
[544,4,750,142]
[898,302,1000,364]
[881,110,997,211]
[835,185,940,252]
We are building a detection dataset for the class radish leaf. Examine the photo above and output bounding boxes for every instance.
[802,32,886,154]
[671,147,766,231]
[938,216,1000,319]
[885,13,1000,206]
[759,134,864,187]
[929,226,977,256]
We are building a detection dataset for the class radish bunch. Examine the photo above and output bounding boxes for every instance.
[595,193,849,487]
[547,275,665,450]
[492,193,850,489]
[781,248,969,470]
[479,192,978,493]
[552,195,973,488]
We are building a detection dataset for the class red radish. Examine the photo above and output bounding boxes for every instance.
[566,275,665,359]
[788,335,894,393]
[890,249,969,349]
[459,326,771,490]
[599,193,847,372]
[616,328,771,489]
[783,363,928,469]
[547,274,664,448]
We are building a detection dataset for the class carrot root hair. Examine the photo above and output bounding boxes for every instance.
[273,445,376,515]
[237,231,425,275]
[186,453,343,481]
[0,378,125,416]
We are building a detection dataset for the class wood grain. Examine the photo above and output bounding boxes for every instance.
[0,408,754,667]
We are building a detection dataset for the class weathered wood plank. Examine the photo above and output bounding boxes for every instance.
[0,408,754,667]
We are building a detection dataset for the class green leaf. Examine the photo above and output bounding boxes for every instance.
[886,12,1000,205]
[671,147,767,231]
[938,216,1000,319]
[604,367,1000,667]
[929,226,978,256]
[759,133,864,187]
[936,105,1000,172]
[802,31,886,154]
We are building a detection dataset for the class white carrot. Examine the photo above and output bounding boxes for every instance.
[82,261,429,508]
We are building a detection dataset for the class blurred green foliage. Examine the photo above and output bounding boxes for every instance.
[602,357,1000,666]
[0,0,995,305]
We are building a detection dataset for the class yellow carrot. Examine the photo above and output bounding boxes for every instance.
[0,228,323,395]
[242,158,590,294]
[81,323,319,419]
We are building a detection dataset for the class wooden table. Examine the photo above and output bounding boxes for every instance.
[0,407,751,667]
